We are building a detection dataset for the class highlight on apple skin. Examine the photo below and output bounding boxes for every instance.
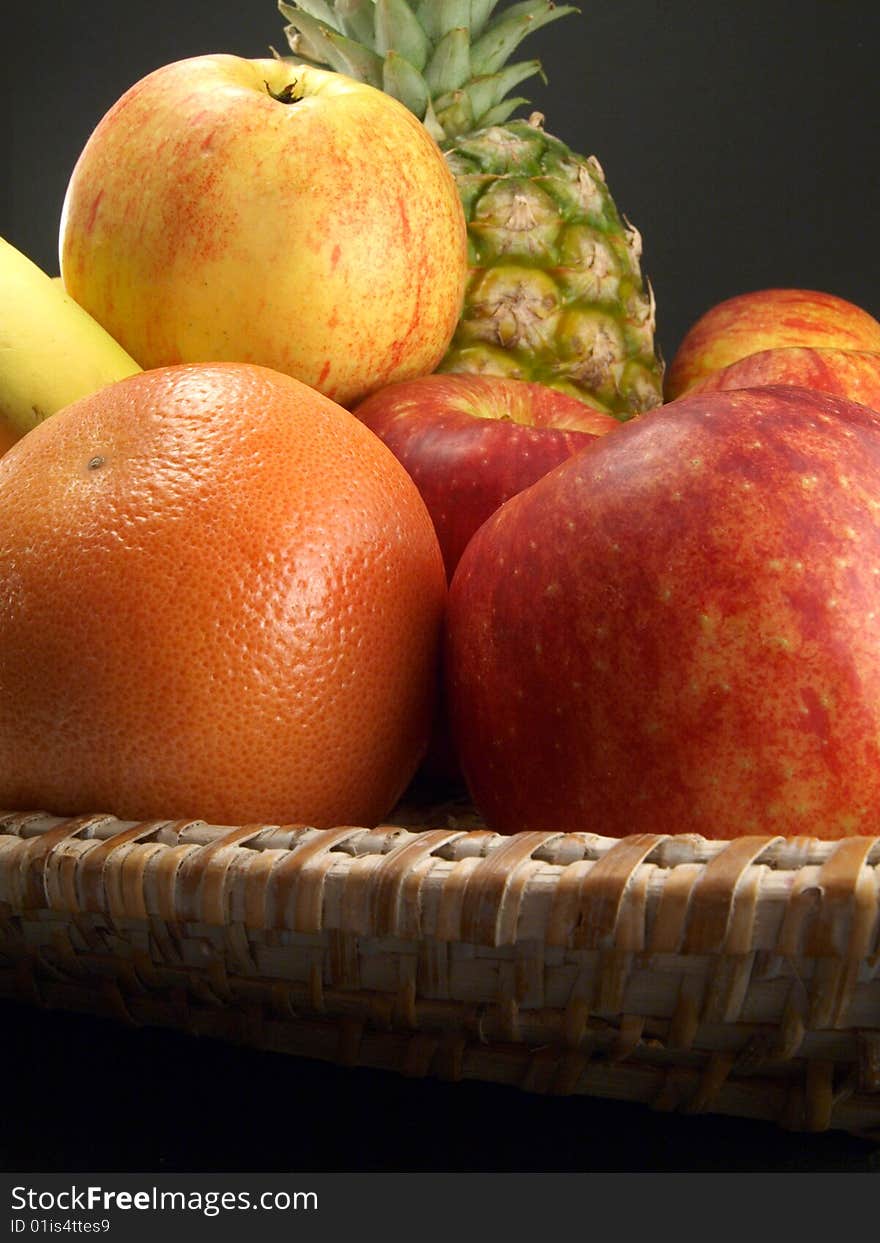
[666,288,880,399]
[689,345,880,412]
[59,54,468,408]
[353,372,619,581]
[445,383,880,841]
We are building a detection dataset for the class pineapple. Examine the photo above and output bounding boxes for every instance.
[277,0,663,419]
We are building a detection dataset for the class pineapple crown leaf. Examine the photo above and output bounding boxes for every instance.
[422,96,447,145]
[375,0,430,70]
[470,2,578,77]
[279,5,384,84]
[471,95,531,129]
[278,0,580,141]
[433,93,475,141]
[415,0,471,41]
[382,49,432,119]
[413,2,543,42]
[336,0,378,42]
[431,59,544,140]
[465,58,544,119]
[468,1,504,38]
[280,0,343,29]
[424,26,472,96]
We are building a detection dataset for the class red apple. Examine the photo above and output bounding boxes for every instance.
[353,373,618,580]
[666,289,880,399]
[355,372,618,788]
[690,345,880,411]
[446,384,880,840]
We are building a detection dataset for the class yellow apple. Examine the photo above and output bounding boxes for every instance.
[59,55,468,406]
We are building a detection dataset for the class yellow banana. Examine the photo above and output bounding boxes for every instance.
[0,236,141,452]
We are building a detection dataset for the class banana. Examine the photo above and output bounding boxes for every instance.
[0,236,141,452]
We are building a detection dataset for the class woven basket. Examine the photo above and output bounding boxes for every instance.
[1,793,879,1140]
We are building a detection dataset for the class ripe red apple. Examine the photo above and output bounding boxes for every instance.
[666,289,880,399]
[355,372,618,787]
[446,384,880,840]
[59,55,467,407]
[353,373,618,579]
[690,345,880,411]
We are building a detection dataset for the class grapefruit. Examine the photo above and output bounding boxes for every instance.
[0,363,446,827]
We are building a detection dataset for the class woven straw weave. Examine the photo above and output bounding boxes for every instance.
[1,800,879,1139]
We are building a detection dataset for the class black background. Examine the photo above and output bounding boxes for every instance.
[3,1,880,1176]
[1,997,878,1173]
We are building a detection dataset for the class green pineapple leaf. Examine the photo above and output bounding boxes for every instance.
[482,0,576,27]
[375,0,430,71]
[425,26,472,94]
[465,58,544,119]
[471,1,578,76]
[279,0,344,31]
[423,96,447,145]
[280,7,384,84]
[469,1,502,38]
[435,93,476,141]
[334,0,377,42]
[382,49,431,116]
[476,96,530,128]
[276,27,327,63]
[415,0,472,42]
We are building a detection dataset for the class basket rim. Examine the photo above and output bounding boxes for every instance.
[4,805,880,869]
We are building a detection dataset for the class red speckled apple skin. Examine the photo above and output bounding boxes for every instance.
[666,289,880,400]
[354,373,617,580]
[447,384,880,840]
[691,346,880,415]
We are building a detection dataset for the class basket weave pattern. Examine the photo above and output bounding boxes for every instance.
[1,805,879,1138]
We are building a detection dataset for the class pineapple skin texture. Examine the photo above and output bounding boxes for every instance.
[437,119,664,420]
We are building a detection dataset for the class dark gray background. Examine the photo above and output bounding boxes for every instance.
[3,1,880,1176]
[6,0,880,367]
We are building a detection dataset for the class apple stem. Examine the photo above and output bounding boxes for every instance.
[264,80,302,105]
